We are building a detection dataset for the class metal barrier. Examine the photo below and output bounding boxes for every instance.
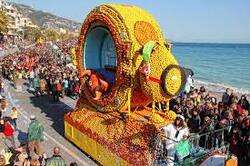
[189,127,230,151]
[153,127,230,165]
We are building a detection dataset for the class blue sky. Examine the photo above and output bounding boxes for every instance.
[9,0,250,43]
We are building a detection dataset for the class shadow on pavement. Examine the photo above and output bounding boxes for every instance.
[29,94,73,136]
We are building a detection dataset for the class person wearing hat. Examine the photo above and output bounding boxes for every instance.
[0,154,5,166]
[27,115,44,159]
[161,115,189,166]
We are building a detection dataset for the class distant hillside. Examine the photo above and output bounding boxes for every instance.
[11,3,81,32]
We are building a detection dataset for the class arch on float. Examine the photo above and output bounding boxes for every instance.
[83,26,117,87]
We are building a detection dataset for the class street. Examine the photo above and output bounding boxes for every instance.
[3,79,98,166]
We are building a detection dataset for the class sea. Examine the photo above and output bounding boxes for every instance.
[172,43,250,96]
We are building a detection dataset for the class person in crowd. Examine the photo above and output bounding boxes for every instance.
[0,119,4,133]
[222,88,230,106]
[52,79,61,102]
[56,79,62,100]
[229,90,238,107]
[241,131,250,164]
[33,76,40,96]
[12,70,17,89]
[45,147,66,166]
[51,79,57,102]
[161,115,189,166]
[13,144,28,165]
[72,82,80,100]
[228,127,243,159]
[3,117,16,149]
[27,115,44,159]
[11,107,18,129]
[80,69,109,100]
[29,69,35,89]
[45,76,52,95]
[184,75,194,94]
[0,79,4,94]
[39,77,47,96]
[62,77,69,97]
[22,156,41,166]
[238,95,250,113]
[199,115,215,148]
[188,108,201,133]
[0,155,5,166]
[70,162,78,166]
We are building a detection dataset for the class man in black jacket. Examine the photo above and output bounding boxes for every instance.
[222,88,230,106]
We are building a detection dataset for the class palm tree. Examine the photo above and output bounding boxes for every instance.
[0,11,12,33]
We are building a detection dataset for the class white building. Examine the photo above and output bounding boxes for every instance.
[0,0,37,34]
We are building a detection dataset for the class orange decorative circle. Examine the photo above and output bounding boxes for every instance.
[134,21,159,45]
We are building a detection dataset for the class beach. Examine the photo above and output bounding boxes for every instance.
[194,80,250,101]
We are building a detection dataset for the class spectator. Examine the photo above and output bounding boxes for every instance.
[45,147,66,166]
[184,75,194,93]
[70,162,78,166]
[13,144,28,166]
[11,107,18,129]
[229,128,243,159]
[62,77,69,97]
[3,117,16,149]
[222,88,230,106]
[238,95,249,113]
[29,69,35,89]
[0,79,4,94]
[39,78,47,96]
[28,115,44,159]
[188,108,201,133]
[161,115,189,166]
[0,155,5,166]
[0,119,4,133]
[33,76,40,96]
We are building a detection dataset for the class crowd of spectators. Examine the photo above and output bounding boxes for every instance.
[165,85,250,164]
[0,41,17,52]
[0,38,80,165]
[0,38,80,101]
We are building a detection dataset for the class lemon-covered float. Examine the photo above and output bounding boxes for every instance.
[64,4,188,166]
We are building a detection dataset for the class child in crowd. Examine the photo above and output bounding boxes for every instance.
[11,107,18,129]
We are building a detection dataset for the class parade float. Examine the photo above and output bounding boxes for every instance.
[64,4,235,166]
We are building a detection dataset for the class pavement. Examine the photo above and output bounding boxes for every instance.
[2,79,98,166]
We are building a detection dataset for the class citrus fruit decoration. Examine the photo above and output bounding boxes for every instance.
[134,21,159,45]
[65,4,187,166]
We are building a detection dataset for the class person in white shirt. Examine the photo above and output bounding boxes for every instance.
[184,75,194,93]
[161,115,189,166]
[29,70,35,89]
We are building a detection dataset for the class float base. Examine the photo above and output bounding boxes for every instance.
[64,98,173,166]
